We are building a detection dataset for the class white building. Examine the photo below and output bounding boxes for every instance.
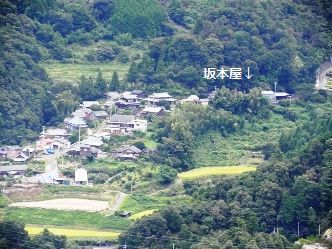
[145,92,176,106]
[64,117,88,131]
[75,168,88,184]
[107,114,147,133]
[262,90,290,104]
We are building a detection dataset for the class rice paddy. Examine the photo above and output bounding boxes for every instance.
[178,166,257,180]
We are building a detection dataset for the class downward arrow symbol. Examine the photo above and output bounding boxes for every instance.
[245,67,253,79]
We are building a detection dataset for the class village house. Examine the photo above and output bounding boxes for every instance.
[131,90,145,99]
[115,100,140,111]
[145,92,176,106]
[93,110,108,120]
[0,148,7,160]
[64,117,88,131]
[42,128,70,139]
[81,136,103,147]
[112,145,142,160]
[79,145,99,158]
[105,91,121,100]
[35,138,54,152]
[80,101,100,109]
[104,125,127,136]
[199,99,209,106]
[139,106,165,117]
[115,92,140,110]
[5,146,21,159]
[22,147,35,158]
[13,153,29,163]
[106,114,147,133]
[66,146,80,156]
[121,93,139,103]
[52,137,71,150]
[180,95,200,104]
[0,165,28,177]
[262,90,290,104]
[71,108,96,121]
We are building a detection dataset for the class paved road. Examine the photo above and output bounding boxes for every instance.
[95,120,107,134]
[316,61,332,90]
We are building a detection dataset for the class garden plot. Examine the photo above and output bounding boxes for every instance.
[10,198,109,212]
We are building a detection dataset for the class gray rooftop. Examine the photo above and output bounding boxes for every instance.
[0,165,28,172]
[114,145,142,154]
[109,114,135,123]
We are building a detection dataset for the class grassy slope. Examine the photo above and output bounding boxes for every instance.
[192,104,313,167]
[129,209,157,220]
[43,62,130,84]
[5,208,130,230]
[42,40,145,84]
[120,194,194,214]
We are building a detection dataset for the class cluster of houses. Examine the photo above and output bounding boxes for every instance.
[0,88,290,179]
[58,90,211,160]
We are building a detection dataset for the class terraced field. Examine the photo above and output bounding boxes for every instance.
[130,209,157,220]
[26,225,120,240]
[42,62,130,84]
[178,166,257,180]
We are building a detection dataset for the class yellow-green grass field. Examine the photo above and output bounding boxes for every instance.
[130,209,157,220]
[42,62,130,83]
[26,225,120,240]
[326,80,332,90]
[178,166,257,180]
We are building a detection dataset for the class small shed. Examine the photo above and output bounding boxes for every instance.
[119,211,132,218]
[75,168,88,184]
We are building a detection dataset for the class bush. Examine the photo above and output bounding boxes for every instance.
[133,141,146,150]
[115,33,133,46]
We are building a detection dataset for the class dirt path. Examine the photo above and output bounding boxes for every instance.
[109,192,127,214]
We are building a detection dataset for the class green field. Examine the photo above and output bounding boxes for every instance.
[178,166,257,180]
[42,62,130,83]
[129,209,157,220]
[26,225,120,240]
[120,194,194,214]
[5,208,130,230]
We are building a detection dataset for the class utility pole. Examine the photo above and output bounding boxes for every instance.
[173,243,175,249]
[274,81,277,93]
[319,224,321,237]
[42,126,45,142]
[130,181,133,195]
[297,222,300,237]
[78,126,81,142]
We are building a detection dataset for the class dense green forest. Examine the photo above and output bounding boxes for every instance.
[0,0,331,145]
[0,1,332,247]
[120,102,332,248]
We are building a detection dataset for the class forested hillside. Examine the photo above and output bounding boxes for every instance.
[1,1,332,248]
[0,0,331,145]
[120,110,332,248]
